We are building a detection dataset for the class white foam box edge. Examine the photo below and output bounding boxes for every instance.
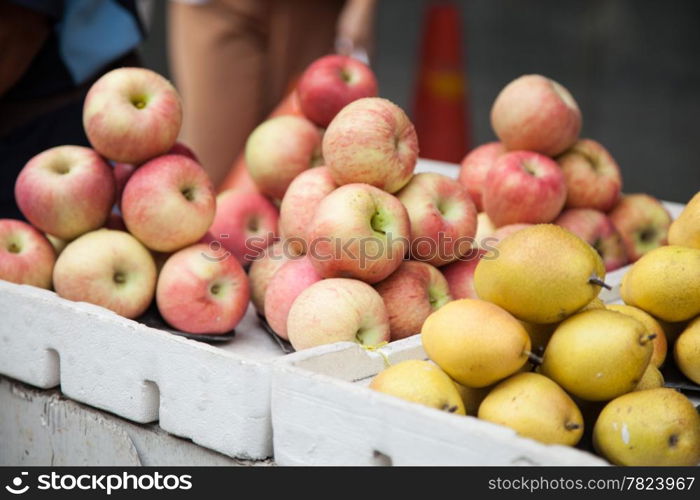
[271,335,608,466]
[0,280,273,460]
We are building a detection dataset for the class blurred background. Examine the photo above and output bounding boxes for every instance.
[138,0,700,203]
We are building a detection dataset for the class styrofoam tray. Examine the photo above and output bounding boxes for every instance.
[271,335,610,465]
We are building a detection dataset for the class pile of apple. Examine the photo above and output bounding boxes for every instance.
[243,55,481,350]
[456,74,672,278]
[1,67,250,334]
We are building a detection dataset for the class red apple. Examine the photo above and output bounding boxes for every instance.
[441,248,486,300]
[264,255,322,339]
[83,67,182,164]
[287,278,390,351]
[322,97,418,193]
[490,223,534,244]
[113,162,136,208]
[53,229,157,318]
[156,243,249,334]
[279,166,337,249]
[307,183,410,284]
[245,115,322,200]
[491,74,581,156]
[457,142,506,212]
[248,240,302,315]
[557,139,622,212]
[202,189,279,266]
[609,194,672,262]
[122,154,216,252]
[483,151,567,227]
[396,173,477,266]
[556,208,628,271]
[374,260,451,340]
[0,219,56,289]
[168,141,198,162]
[297,54,379,128]
[15,145,115,240]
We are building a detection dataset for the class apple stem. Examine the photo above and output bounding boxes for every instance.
[588,277,611,290]
[360,341,391,368]
[524,350,543,366]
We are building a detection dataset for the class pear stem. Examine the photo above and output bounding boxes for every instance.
[524,350,543,366]
[588,277,611,290]
[565,422,582,431]
[639,333,657,346]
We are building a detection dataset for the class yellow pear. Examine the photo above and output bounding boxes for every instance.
[581,296,605,311]
[421,299,530,388]
[541,310,653,401]
[452,380,490,416]
[674,316,700,385]
[369,360,466,415]
[474,224,607,324]
[607,304,667,367]
[478,372,584,446]
[620,245,700,322]
[668,191,700,249]
[633,364,664,391]
[593,388,700,466]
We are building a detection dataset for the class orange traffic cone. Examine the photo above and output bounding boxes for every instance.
[413,3,471,163]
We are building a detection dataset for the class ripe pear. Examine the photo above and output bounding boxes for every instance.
[369,360,466,415]
[541,310,653,401]
[421,299,531,388]
[607,304,667,367]
[668,191,700,249]
[452,380,490,416]
[593,388,700,466]
[581,296,605,311]
[674,316,700,384]
[620,245,700,322]
[474,224,607,324]
[633,364,665,391]
[478,372,584,446]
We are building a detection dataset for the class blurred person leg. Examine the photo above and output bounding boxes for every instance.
[168,0,343,188]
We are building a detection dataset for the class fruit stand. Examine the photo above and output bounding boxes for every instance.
[2,54,700,468]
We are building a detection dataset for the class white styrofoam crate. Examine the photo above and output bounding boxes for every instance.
[0,280,285,460]
[0,157,686,462]
[0,159,449,460]
[271,335,608,466]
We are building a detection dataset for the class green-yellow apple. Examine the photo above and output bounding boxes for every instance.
[279,166,337,249]
[322,97,418,193]
[491,74,581,156]
[457,142,505,212]
[122,154,216,252]
[374,260,451,340]
[14,145,115,240]
[53,229,157,318]
[264,255,322,339]
[483,151,567,227]
[307,183,410,284]
[245,115,322,200]
[156,243,249,334]
[287,278,390,351]
[83,67,182,164]
[297,54,379,127]
[609,194,672,262]
[397,172,477,266]
[556,139,622,212]
[0,219,56,289]
[202,188,279,266]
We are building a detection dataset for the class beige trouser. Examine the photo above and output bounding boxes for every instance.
[168,0,344,186]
